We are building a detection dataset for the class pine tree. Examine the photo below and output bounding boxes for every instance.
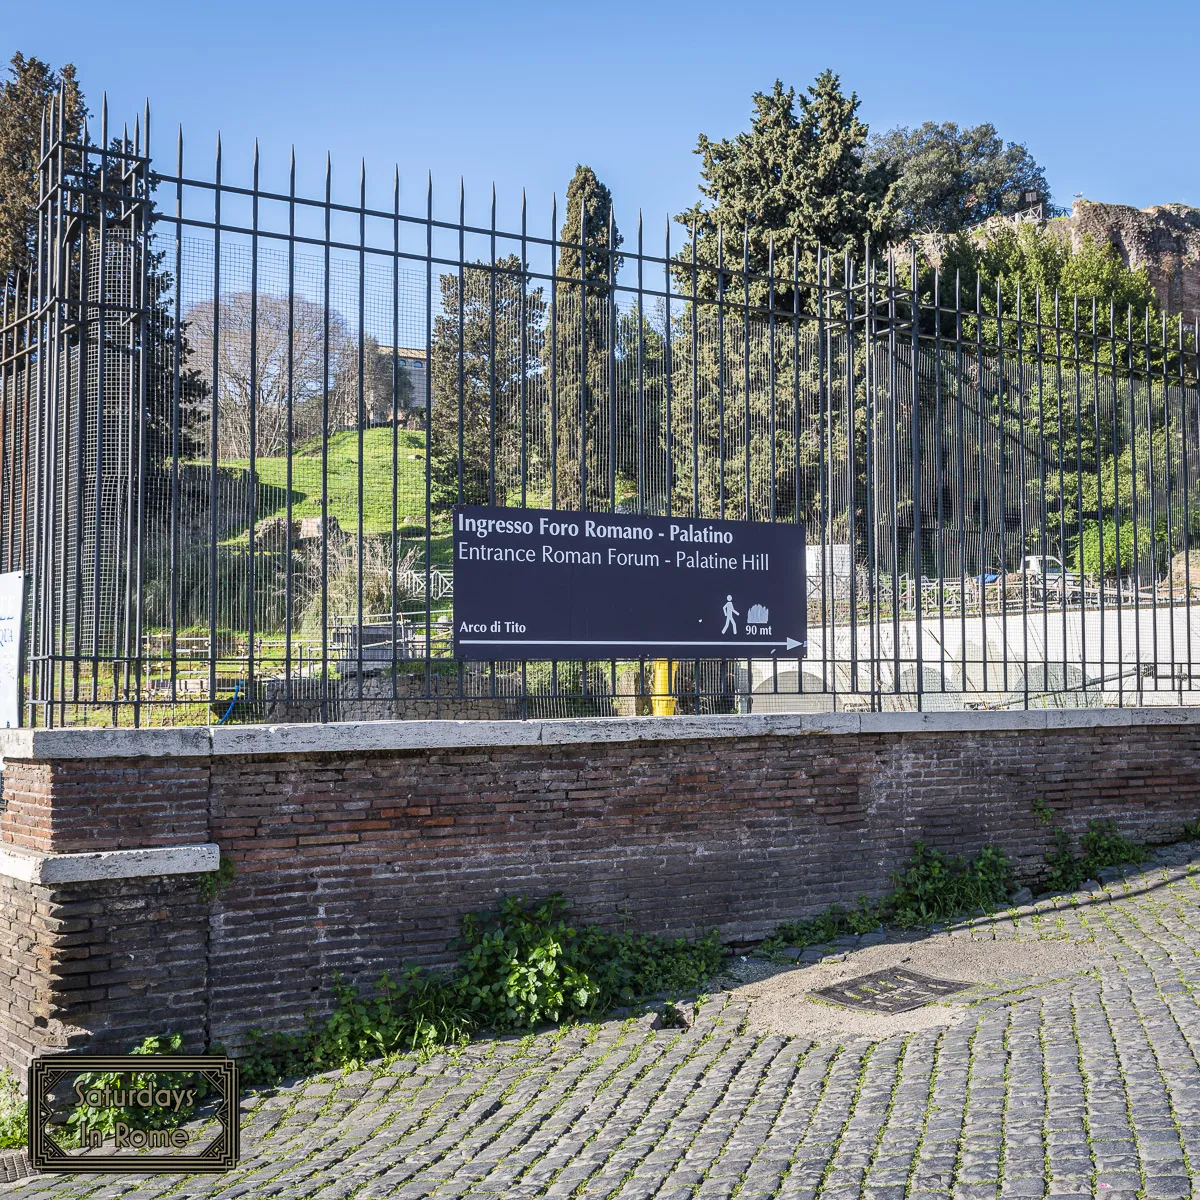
[428,254,546,508]
[677,72,894,307]
[0,53,86,282]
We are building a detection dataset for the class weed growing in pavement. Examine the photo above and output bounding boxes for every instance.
[240,893,725,1086]
[0,1068,25,1150]
[658,1002,689,1029]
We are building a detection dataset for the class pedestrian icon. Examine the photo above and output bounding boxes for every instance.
[721,595,739,635]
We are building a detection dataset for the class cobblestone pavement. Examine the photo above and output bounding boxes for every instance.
[19,844,1200,1199]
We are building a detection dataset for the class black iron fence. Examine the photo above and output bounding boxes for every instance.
[2,94,1198,726]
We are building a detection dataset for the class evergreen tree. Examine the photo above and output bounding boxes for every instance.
[611,302,669,513]
[0,53,86,282]
[556,166,623,301]
[1,54,205,484]
[676,72,894,308]
[429,254,546,509]
[543,165,623,509]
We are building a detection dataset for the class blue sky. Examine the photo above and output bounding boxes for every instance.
[4,0,1196,244]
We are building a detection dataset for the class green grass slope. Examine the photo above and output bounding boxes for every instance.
[223,427,432,536]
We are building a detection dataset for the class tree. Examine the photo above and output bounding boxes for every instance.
[429,254,546,508]
[0,54,205,476]
[611,303,669,513]
[330,335,409,432]
[867,121,1052,235]
[543,165,623,509]
[667,76,888,523]
[922,221,1179,580]
[184,292,367,459]
[0,53,86,281]
[934,220,1159,348]
[676,73,894,307]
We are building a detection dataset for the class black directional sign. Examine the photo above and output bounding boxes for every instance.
[452,505,807,661]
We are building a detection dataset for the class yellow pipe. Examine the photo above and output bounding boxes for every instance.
[651,659,676,716]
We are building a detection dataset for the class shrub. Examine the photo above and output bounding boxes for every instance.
[241,894,725,1086]
[888,842,1011,928]
[1073,519,1136,576]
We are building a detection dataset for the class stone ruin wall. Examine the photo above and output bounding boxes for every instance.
[1067,200,1200,322]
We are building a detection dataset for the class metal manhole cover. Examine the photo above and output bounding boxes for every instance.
[0,1149,35,1182]
[812,967,970,1013]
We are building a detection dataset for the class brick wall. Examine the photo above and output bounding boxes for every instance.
[0,872,209,1073]
[0,759,210,854]
[2,714,1200,1071]
[0,875,52,1068]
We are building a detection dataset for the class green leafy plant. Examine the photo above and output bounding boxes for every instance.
[239,1027,316,1089]
[846,895,883,934]
[887,842,1011,928]
[198,854,236,901]
[455,895,596,1028]
[1033,797,1150,893]
[765,842,1011,947]
[1182,817,1200,841]
[66,1033,210,1139]
[659,1002,689,1029]
[0,1067,26,1150]
[765,894,883,953]
[240,894,725,1086]
[453,895,723,1028]
[1043,818,1148,892]
[1043,827,1081,892]
[315,968,472,1067]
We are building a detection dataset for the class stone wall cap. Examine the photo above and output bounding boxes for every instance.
[0,726,210,761]
[0,842,220,884]
[1,706,1198,759]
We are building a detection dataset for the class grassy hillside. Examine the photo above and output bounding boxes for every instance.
[223,427,434,536]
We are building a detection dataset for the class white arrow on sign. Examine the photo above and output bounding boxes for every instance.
[460,638,806,651]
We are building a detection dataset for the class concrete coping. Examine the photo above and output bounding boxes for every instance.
[0,842,220,884]
[0,706,1198,760]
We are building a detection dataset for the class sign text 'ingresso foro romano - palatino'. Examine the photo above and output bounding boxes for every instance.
[452,505,807,661]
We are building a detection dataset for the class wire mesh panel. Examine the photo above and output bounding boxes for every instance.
[0,276,36,581]
[9,97,1200,726]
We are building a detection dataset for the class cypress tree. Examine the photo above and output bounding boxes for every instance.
[545,165,624,510]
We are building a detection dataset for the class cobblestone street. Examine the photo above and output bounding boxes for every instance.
[19,844,1200,1199]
